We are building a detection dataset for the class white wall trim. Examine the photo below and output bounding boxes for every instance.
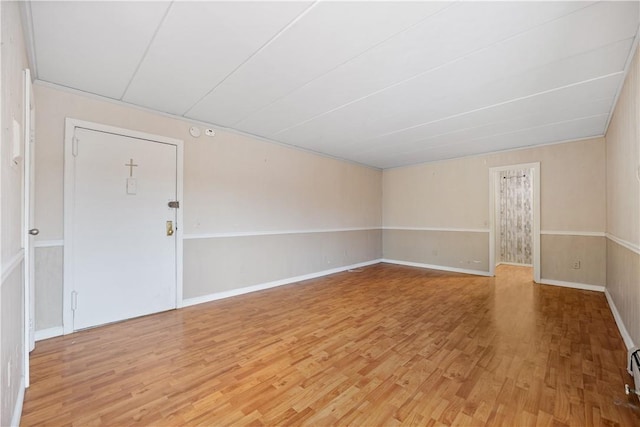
[183,259,381,307]
[606,233,640,255]
[382,226,489,233]
[33,239,64,248]
[541,230,605,237]
[604,288,636,350]
[35,326,64,342]
[538,278,605,293]
[10,376,25,427]
[184,227,380,240]
[1,250,24,284]
[381,258,492,277]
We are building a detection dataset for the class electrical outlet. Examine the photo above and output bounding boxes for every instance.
[572,261,581,269]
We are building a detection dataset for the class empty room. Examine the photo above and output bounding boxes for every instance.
[2,0,640,425]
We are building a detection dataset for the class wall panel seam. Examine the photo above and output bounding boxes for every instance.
[1,249,25,284]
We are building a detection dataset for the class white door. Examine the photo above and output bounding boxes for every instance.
[23,68,36,387]
[70,127,177,330]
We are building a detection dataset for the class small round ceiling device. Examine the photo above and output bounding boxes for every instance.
[189,126,201,138]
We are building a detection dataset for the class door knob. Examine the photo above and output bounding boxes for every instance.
[28,228,39,236]
[166,221,174,236]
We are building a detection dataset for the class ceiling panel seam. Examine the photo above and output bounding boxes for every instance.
[352,96,615,155]
[182,1,320,117]
[228,1,458,126]
[603,23,640,134]
[268,1,602,137]
[19,0,38,79]
[345,72,625,148]
[391,113,610,157]
[119,1,174,101]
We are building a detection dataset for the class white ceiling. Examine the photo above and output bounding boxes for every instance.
[26,1,640,168]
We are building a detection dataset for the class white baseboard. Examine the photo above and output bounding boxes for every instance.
[381,259,492,277]
[496,262,532,267]
[35,326,64,341]
[538,278,605,293]
[605,288,636,350]
[182,259,382,308]
[33,239,64,248]
[11,376,25,427]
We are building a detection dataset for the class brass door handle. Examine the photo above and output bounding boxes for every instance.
[166,221,174,236]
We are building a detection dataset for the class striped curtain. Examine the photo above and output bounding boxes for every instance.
[499,169,533,265]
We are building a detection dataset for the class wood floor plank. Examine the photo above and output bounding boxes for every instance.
[21,264,640,426]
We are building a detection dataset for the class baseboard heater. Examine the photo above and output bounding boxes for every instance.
[626,347,640,397]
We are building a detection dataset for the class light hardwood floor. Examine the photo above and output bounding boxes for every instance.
[21,264,640,426]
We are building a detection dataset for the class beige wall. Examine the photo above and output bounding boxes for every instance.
[606,48,640,247]
[541,235,606,286]
[605,46,640,348]
[383,137,606,232]
[35,85,382,241]
[383,137,606,285]
[33,83,382,328]
[1,1,28,425]
[383,230,488,272]
[185,230,381,298]
[34,246,62,330]
[607,240,639,347]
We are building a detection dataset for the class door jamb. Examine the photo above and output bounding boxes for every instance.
[488,162,540,282]
[23,68,35,387]
[63,118,184,334]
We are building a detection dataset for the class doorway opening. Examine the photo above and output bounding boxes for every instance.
[489,162,540,282]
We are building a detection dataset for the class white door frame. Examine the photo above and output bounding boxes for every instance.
[23,68,35,387]
[63,118,184,335]
[488,162,540,282]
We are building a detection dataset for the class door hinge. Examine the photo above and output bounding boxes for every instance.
[168,201,180,209]
[71,291,78,311]
[72,136,79,157]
